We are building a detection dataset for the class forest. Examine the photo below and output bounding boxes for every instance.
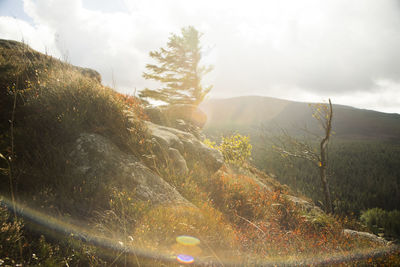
[203,117,400,240]
[202,95,400,231]
[252,139,400,215]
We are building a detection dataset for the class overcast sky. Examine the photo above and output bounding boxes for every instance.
[1,0,400,114]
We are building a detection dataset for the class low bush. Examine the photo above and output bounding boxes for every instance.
[204,133,252,166]
[361,208,400,238]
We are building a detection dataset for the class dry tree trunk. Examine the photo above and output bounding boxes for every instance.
[319,99,333,213]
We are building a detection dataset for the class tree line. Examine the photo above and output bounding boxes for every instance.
[253,139,400,215]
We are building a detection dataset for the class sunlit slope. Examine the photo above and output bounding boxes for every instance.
[1,39,399,266]
[201,96,400,140]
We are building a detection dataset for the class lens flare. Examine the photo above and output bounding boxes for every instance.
[176,254,194,264]
[176,235,200,246]
[1,197,396,266]
[171,243,202,256]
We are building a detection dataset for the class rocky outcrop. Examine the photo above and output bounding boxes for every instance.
[68,133,190,206]
[144,106,166,126]
[225,164,324,214]
[167,148,189,176]
[285,195,324,213]
[163,104,207,128]
[343,229,389,245]
[146,121,224,176]
[144,104,207,138]
[77,66,101,83]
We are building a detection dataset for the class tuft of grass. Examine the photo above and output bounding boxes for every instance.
[133,204,239,260]
[0,201,105,266]
[94,188,151,241]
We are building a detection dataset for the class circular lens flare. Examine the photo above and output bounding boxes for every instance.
[177,254,194,264]
[176,235,200,246]
[171,243,202,256]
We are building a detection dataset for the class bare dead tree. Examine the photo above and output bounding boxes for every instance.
[266,99,334,213]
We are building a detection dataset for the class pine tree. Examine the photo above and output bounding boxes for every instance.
[139,26,212,106]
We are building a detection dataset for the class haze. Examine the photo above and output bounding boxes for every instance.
[1,0,400,113]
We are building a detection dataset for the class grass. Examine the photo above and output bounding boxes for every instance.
[140,159,397,264]
[0,39,150,217]
[0,201,106,266]
[1,39,399,266]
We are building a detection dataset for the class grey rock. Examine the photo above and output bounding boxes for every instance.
[68,133,189,205]
[144,105,207,137]
[77,67,101,83]
[145,121,223,175]
[146,122,184,152]
[285,195,324,213]
[144,106,166,125]
[168,148,189,176]
[163,104,207,129]
[343,229,389,245]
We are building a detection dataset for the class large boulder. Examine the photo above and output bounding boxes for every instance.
[167,148,189,176]
[145,121,224,176]
[163,104,207,129]
[143,106,166,126]
[144,104,207,138]
[68,133,190,206]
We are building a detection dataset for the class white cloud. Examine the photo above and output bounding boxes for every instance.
[0,16,59,56]
[333,79,400,114]
[1,0,400,113]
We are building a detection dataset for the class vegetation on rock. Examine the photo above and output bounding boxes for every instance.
[205,133,252,166]
[361,208,400,239]
[0,39,399,266]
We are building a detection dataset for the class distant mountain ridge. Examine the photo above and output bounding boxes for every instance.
[200,96,400,141]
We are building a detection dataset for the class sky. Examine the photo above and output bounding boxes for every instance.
[1,0,400,114]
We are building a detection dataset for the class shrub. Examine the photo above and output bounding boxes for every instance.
[0,204,23,264]
[205,134,252,166]
[360,208,400,238]
[386,210,400,238]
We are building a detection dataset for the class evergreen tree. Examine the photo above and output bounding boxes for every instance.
[139,26,212,106]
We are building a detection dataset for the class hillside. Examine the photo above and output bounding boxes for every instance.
[201,96,400,141]
[201,96,400,216]
[0,39,399,266]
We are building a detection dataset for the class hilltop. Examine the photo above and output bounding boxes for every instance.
[0,39,398,266]
[201,96,400,141]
